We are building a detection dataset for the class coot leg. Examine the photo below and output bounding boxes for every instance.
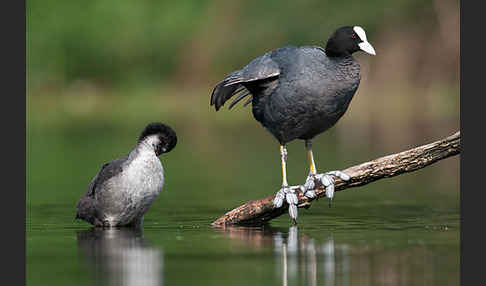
[273,145,302,224]
[302,140,351,206]
[303,140,319,199]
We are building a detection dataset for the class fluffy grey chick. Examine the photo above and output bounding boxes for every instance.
[210,26,375,224]
[75,122,177,227]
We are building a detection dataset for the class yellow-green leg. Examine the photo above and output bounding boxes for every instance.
[303,139,352,206]
[273,145,299,224]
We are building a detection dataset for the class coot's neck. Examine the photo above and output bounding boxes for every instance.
[326,52,356,66]
[128,140,157,161]
[137,135,160,154]
[325,53,360,79]
[324,49,350,58]
[137,141,155,154]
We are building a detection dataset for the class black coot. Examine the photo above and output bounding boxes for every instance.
[210,26,375,224]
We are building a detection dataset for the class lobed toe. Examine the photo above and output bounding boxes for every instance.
[286,193,299,205]
[288,204,298,221]
[305,190,316,199]
[325,184,335,199]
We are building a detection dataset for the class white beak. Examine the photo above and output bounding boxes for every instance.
[358,41,376,55]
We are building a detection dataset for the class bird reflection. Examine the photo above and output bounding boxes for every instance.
[215,225,349,286]
[76,227,163,286]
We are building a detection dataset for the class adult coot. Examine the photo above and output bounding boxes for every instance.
[75,122,177,227]
[210,26,375,223]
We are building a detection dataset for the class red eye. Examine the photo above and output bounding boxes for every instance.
[351,33,356,39]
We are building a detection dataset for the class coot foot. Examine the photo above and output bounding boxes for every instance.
[273,185,305,223]
[303,171,350,205]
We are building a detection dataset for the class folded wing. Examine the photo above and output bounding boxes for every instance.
[210,53,280,111]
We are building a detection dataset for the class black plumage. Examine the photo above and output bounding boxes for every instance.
[210,26,375,223]
[211,26,372,144]
[138,122,178,156]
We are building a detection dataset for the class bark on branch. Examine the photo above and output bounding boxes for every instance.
[212,131,460,227]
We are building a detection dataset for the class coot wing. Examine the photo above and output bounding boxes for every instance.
[210,52,280,111]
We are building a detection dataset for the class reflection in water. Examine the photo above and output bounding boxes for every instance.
[217,225,443,286]
[77,228,163,286]
[218,225,348,286]
[271,226,349,286]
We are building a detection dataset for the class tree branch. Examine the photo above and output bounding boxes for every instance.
[212,131,460,227]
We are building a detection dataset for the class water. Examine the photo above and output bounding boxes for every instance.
[27,198,459,286]
[27,95,459,285]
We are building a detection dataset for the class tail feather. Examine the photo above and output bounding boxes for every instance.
[75,196,96,225]
[210,71,246,111]
[228,90,251,110]
[223,76,245,87]
[211,53,281,111]
[232,85,246,95]
[242,95,253,107]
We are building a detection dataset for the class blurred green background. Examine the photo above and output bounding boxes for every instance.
[27,0,459,203]
[26,0,460,285]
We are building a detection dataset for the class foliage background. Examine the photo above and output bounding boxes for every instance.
[27,0,459,205]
